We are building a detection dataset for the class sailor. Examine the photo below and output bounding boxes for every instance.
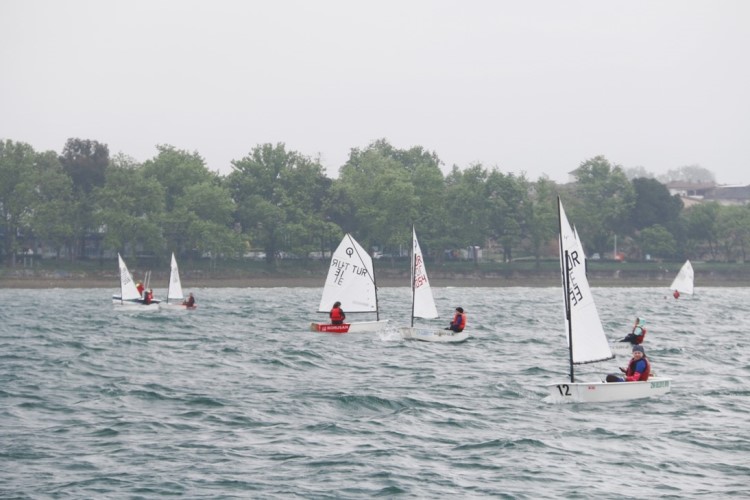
[619,317,646,344]
[445,307,466,332]
[606,345,651,382]
[330,301,346,325]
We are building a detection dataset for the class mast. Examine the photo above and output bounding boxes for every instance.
[166,252,173,304]
[410,226,416,327]
[557,199,575,383]
[564,248,575,383]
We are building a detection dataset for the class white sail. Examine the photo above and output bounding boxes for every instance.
[558,200,613,365]
[167,252,184,303]
[318,234,378,313]
[669,260,694,295]
[118,253,141,302]
[411,227,438,320]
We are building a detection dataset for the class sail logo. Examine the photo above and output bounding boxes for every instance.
[414,254,428,288]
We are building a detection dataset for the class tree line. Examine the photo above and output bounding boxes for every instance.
[1,137,749,268]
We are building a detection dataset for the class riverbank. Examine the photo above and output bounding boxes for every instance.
[2,265,749,288]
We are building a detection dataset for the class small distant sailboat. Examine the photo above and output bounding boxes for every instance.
[310,233,388,333]
[669,260,694,298]
[112,253,159,310]
[163,253,196,309]
[546,198,671,403]
[399,227,468,343]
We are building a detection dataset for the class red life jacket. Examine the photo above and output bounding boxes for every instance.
[626,357,651,382]
[330,307,345,323]
[633,326,647,345]
[452,312,466,331]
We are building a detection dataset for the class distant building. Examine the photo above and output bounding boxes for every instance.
[703,185,750,206]
[665,181,750,207]
[665,181,716,199]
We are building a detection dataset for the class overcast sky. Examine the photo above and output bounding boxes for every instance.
[2,0,749,184]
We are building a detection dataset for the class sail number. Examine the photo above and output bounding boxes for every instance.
[556,384,571,396]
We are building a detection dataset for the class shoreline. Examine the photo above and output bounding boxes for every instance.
[2,275,748,289]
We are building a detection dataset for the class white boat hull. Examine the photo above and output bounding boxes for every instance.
[112,300,160,311]
[545,376,672,403]
[399,327,469,343]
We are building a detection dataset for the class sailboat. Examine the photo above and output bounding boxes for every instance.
[669,260,694,298]
[112,253,159,310]
[399,227,468,343]
[162,253,196,309]
[546,199,671,403]
[310,233,389,333]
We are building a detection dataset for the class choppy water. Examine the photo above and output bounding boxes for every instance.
[1,286,749,498]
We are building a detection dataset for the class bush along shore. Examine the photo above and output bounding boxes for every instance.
[2,260,750,288]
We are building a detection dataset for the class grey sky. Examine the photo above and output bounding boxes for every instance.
[2,0,749,184]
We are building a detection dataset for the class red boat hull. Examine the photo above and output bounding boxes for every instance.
[310,323,350,333]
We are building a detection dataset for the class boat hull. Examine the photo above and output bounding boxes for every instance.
[545,376,672,403]
[112,300,160,311]
[310,320,389,333]
[399,327,469,343]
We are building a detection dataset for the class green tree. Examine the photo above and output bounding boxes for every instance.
[141,145,216,211]
[658,164,715,184]
[570,156,635,256]
[716,204,750,262]
[92,156,166,259]
[487,171,530,263]
[59,138,109,195]
[337,141,419,258]
[173,182,242,265]
[28,150,76,258]
[228,143,331,265]
[631,177,683,232]
[59,138,110,259]
[0,140,37,266]
[638,224,677,260]
[683,202,721,259]
[444,164,491,261]
[527,177,558,266]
